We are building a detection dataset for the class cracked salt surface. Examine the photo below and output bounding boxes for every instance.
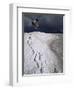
[24,32,63,75]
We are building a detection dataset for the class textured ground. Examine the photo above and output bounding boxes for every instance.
[24,32,63,74]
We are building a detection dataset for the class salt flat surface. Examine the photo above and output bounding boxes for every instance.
[24,32,63,74]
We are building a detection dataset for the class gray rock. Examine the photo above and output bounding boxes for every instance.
[24,32,63,74]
